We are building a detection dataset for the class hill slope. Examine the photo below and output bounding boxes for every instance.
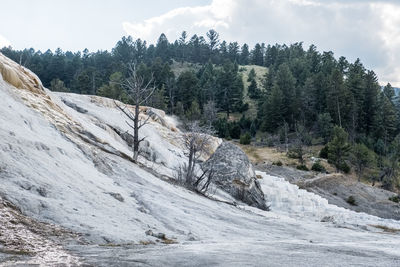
[1,53,400,266]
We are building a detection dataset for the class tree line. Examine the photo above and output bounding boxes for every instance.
[2,30,400,190]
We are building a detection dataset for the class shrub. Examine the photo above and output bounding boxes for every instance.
[239,103,249,112]
[346,195,357,206]
[287,149,298,159]
[319,145,329,159]
[339,162,351,173]
[273,160,283,166]
[311,161,326,172]
[230,124,241,139]
[240,133,251,145]
[296,165,309,171]
[389,195,400,203]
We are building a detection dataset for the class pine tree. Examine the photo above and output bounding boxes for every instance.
[216,61,243,118]
[275,63,295,125]
[363,71,380,136]
[186,100,201,121]
[260,84,285,132]
[239,44,250,65]
[176,70,199,109]
[97,72,127,101]
[326,68,349,128]
[374,90,397,149]
[328,126,351,172]
[350,143,375,182]
[251,43,264,66]
[248,79,259,99]
[317,113,333,144]
[155,33,169,62]
[247,68,256,82]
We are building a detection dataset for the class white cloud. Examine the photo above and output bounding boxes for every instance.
[122,0,400,86]
[122,0,235,42]
[0,34,11,48]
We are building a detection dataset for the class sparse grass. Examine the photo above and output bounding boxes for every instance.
[139,240,156,245]
[369,224,400,233]
[240,145,261,161]
[236,142,298,166]
[240,65,268,89]
[161,238,178,244]
[240,65,268,120]
[170,60,203,78]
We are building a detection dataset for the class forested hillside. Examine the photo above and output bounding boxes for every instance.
[2,30,400,191]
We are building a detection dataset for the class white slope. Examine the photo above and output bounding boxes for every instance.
[0,54,400,265]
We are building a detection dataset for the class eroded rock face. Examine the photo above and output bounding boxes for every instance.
[203,142,268,210]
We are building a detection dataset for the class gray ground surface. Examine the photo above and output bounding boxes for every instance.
[67,239,400,267]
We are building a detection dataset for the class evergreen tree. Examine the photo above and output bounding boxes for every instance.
[206,29,220,52]
[176,70,199,109]
[216,61,243,118]
[251,43,264,66]
[155,33,170,62]
[317,113,333,144]
[97,72,127,101]
[328,126,351,172]
[363,71,380,136]
[275,63,295,125]
[150,85,167,111]
[350,143,375,182]
[260,84,285,132]
[247,68,256,82]
[239,44,250,65]
[374,90,397,149]
[228,42,240,63]
[186,100,201,121]
[50,78,69,92]
[248,79,259,99]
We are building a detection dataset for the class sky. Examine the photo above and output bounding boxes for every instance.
[0,0,399,86]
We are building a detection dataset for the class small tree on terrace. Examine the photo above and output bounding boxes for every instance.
[114,63,156,163]
[328,126,351,172]
[181,121,215,190]
[290,122,311,165]
[350,143,375,182]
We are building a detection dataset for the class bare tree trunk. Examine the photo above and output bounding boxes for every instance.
[115,63,156,163]
[336,96,342,128]
[133,104,140,162]
[186,147,194,186]
[92,72,96,95]
[284,121,288,153]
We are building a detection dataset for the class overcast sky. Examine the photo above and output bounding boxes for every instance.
[0,0,399,86]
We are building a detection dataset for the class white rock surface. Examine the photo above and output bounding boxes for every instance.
[0,53,400,266]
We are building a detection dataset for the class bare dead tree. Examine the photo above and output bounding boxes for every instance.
[194,165,215,193]
[114,63,156,162]
[203,100,217,127]
[182,121,215,188]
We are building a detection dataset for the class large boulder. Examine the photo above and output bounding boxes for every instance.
[203,142,269,210]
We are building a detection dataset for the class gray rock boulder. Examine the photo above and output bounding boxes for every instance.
[203,142,269,210]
